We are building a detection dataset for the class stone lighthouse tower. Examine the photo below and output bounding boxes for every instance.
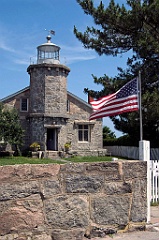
[27,33,70,153]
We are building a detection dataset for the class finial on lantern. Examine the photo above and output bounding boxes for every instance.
[45,29,55,43]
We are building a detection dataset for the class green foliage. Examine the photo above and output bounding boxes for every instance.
[0,156,64,166]
[103,138,118,146]
[111,87,159,147]
[103,126,116,140]
[117,134,139,147]
[75,0,159,146]
[0,156,114,166]
[0,103,4,140]
[151,201,159,206]
[75,0,159,61]
[64,142,71,150]
[66,155,112,163]
[0,103,24,153]
[30,142,40,150]
[103,126,117,146]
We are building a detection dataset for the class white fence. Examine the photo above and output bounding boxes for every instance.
[105,145,159,160]
[151,160,159,202]
[105,145,159,203]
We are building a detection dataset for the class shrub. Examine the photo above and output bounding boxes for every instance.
[64,142,71,151]
[30,142,40,150]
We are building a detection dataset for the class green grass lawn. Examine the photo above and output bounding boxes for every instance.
[0,155,113,166]
[66,155,113,163]
[0,156,63,166]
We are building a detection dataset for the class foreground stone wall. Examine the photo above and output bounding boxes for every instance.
[0,161,147,240]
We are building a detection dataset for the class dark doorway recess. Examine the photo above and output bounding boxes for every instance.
[47,128,58,151]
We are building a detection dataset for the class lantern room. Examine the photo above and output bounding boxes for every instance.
[37,35,60,64]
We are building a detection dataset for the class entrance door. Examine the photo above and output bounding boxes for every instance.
[47,128,58,151]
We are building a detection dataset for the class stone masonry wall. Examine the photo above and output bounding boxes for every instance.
[0,160,147,240]
[67,94,103,150]
[28,64,70,115]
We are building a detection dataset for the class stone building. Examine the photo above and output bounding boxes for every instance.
[1,34,104,158]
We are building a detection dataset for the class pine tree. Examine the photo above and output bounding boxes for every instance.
[74,0,159,146]
[74,0,159,61]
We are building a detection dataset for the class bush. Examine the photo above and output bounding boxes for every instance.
[22,148,32,157]
[30,142,40,149]
[103,135,139,147]
[103,138,118,146]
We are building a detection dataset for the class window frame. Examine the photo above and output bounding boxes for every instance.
[67,99,70,112]
[20,98,28,112]
[78,124,90,142]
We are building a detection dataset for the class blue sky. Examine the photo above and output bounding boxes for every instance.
[0,0,129,137]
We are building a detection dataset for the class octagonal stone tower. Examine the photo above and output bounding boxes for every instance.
[27,34,70,152]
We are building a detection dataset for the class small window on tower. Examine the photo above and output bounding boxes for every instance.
[67,99,70,112]
[20,98,28,112]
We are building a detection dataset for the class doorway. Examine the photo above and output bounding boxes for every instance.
[47,128,58,151]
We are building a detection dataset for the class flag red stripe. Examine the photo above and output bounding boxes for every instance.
[89,78,139,120]
[89,107,139,120]
[90,94,116,110]
[90,103,138,120]
[91,101,138,116]
[90,95,138,117]
[94,95,137,112]
[89,105,139,120]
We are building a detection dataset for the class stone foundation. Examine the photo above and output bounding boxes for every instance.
[0,160,147,239]
[34,149,108,160]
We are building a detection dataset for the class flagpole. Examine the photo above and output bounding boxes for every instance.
[138,70,151,223]
[139,70,143,141]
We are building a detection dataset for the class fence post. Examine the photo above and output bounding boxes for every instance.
[139,140,151,223]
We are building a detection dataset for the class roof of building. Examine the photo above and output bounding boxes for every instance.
[0,86,92,109]
[0,86,30,102]
[67,91,92,109]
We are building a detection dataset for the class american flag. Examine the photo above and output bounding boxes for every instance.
[89,78,139,120]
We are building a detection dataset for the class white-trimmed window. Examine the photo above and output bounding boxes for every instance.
[20,98,28,112]
[78,124,90,142]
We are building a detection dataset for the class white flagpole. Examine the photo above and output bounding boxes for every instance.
[138,71,151,223]
[138,70,143,141]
